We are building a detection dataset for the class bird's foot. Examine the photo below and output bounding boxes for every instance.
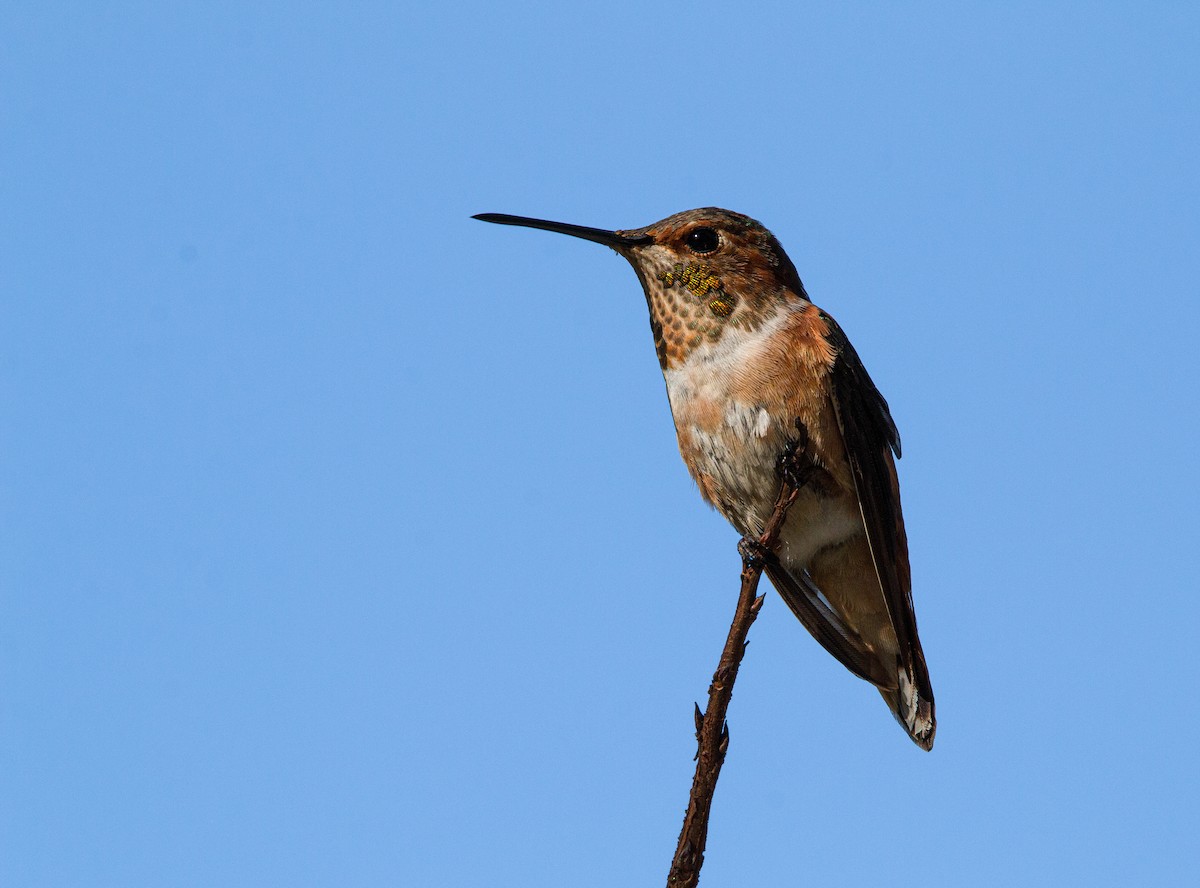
[737,537,769,569]
[777,419,820,491]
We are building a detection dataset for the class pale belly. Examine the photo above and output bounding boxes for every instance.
[661,307,864,568]
[672,405,863,567]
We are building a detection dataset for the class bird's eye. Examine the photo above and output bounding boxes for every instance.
[685,227,720,254]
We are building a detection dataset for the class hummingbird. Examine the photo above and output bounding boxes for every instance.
[474,208,935,750]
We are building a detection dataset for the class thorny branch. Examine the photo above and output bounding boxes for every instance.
[667,422,815,888]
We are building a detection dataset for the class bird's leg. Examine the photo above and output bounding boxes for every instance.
[739,421,817,568]
[776,417,837,498]
[776,418,820,490]
[736,537,769,569]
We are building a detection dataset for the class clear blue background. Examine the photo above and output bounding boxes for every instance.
[4,3,1198,885]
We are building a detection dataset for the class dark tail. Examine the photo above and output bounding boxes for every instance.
[879,653,935,750]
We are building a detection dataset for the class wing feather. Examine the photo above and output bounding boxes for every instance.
[764,558,896,688]
[823,315,934,707]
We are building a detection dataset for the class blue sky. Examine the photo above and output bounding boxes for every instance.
[3,2,1198,885]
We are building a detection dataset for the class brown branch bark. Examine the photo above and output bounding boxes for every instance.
[667,429,812,887]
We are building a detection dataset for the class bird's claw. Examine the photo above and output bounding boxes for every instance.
[777,419,820,490]
[738,537,768,568]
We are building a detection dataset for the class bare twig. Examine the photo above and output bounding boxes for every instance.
[667,426,813,887]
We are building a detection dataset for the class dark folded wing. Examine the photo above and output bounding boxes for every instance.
[764,558,896,688]
[823,314,933,702]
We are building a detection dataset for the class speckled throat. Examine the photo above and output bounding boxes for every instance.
[615,208,810,370]
[631,255,774,370]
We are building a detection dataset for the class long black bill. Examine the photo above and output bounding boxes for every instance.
[472,213,653,249]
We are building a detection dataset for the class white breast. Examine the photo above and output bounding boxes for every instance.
[661,308,862,566]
